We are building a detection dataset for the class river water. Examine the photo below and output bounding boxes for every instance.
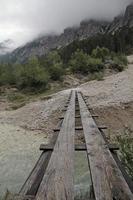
[0,123,47,198]
[0,124,92,199]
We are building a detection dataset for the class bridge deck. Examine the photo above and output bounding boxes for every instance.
[78,92,133,200]
[13,90,133,200]
[36,91,75,200]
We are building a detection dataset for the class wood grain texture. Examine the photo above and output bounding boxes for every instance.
[36,90,75,200]
[19,152,52,196]
[40,144,119,152]
[78,92,133,200]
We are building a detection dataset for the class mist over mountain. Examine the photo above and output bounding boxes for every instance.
[0,39,15,55]
[2,2,131,63]
[0,0,132,52]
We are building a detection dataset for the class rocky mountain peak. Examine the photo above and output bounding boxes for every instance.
[5,3,133,63]
[123,3,133,27]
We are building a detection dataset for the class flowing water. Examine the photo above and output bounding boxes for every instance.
[0,124,92,199]
[0,123,48,198]
[74,151,92,200]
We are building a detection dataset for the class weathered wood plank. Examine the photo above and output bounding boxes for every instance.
[78,92,133,200]
[59,115,98,120]
[40,144,119,152]
[54,126,107,132]
[19,151,52,196]
[36,90,75,200]
[5,194,35,200]
[39,144,87,151]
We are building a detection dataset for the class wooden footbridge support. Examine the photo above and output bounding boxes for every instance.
[13,90,133,200]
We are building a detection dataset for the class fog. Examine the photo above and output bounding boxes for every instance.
[0,0,132,51]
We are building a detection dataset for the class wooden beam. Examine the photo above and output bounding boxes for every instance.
[54,125,105,132]
[36,90,75,200]
[112,151,133,193]
[98,126,108,130]
[40,144,86,151]
[19,117,61,196]
[64,105,68,107]
[109,144,119,152]
[9,195,35,200]
[40,144,119,152]
[75,126,83,130]
[19,152,52,196]
[59,115,81,120]
[78,92,133,200]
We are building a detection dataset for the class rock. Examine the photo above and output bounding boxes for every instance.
[123,3,133,27]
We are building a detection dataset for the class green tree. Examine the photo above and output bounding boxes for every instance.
[0,63,15,85]
[69,49,88,74]
[92,47,110,61]
[87,57,104,73]
[46,51,65,81]
[15,57,50,90]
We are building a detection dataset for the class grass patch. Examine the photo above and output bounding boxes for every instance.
[88,72,104,81]
[7,93,26,102]
[10,102,26,110]
[117,134,133,178]
[107,127,133,179]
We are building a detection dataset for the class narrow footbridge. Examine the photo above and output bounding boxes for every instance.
[14,91,133,200]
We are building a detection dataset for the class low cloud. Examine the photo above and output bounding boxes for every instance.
[0,0,132,50]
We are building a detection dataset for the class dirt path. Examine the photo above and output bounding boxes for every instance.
[79,55,133,107]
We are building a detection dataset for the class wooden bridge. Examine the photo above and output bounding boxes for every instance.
[14,90,133,200]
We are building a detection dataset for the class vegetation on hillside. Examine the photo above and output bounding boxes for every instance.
[0,52,65,92]
[0,29,128,108]
[59,27,133,64]
[1,27,131,92]
[117,133,133,178]
[0,46,127,92]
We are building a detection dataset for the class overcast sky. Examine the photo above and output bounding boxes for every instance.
[0,0,132,51]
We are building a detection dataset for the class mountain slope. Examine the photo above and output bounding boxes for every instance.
[107,3,133,33]
[5,3,133,63]
[9,20,108,63]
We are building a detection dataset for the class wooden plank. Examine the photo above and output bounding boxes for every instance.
[19,93,72,196]
[109,144,119,152]
[19,152,52,196]
[112,151,133,193]
[39,144,86,151]
[59,115,98,120]
[98,126,108,130]
[54,126,106,132]
[5,195,35,200]
[40,144,119,152]
[78,92,133,200]
[36,90,75,200]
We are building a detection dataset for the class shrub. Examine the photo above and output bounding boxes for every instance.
[117,54,128,66]
[69,49,89,74]
[46,51,62,65]
[0,63,15,85]
[92,47,110,61]
[117,135,133,178]
[49,63,64,81]
[69,49,105,75]
[46,51,65,81]
[113,57,125,72]
[15,57,50,90]
[111,55,127,72]
[87,57,104,73]
[7,93,25,102]
[89,72,104,81]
